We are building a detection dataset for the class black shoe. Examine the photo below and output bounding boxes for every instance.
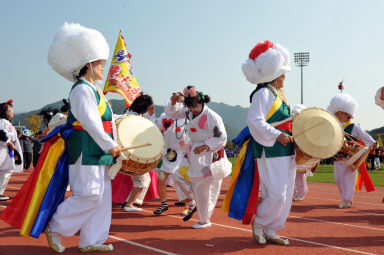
[174,201,185,206]
[121,201,127,208]
[183,207,197,221]
[154,205,168,215]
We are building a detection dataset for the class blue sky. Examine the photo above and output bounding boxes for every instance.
[1,0,384,130]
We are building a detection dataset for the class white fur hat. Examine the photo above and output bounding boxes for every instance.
[48,22,109,82]
[242,41,291,84]
[327,93,358,118]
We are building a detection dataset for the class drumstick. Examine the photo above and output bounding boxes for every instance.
[292,120,326,139]
[121,142,152,151]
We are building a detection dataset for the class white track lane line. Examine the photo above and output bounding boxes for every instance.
[141,210,378,255]
[108,235,178,255]
[292,204,384,217]
[308,190,384,199]
[289,215,384,231]
[301,195,384,207]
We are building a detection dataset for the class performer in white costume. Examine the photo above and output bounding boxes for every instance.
[327,93,376,208]
[154,112,192,215]
[165,86,232,229]
[47,99,69,133]
[118,93,156,212]
[40,108,59,137]
[0,100,23,201]
[242,41,295,246]
[45,22,121,253]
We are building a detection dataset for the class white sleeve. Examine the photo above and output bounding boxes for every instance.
[246,89,281,147]
[142,112,157,123]
[351,124,376,147]
[113,114,125,122]
[164,101,187,119]
[69,85,117,151]
[204,111,227,151]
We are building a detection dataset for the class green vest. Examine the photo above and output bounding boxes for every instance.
[67,80,115,165]
[344,122,354,135]
[343,122,357,142]
[251,88,294,158]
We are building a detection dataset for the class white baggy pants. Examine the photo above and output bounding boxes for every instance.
[173,172,193,201]
[334,161,356,203]
[294,172,308,198]
[50,156,112,248]
[191,179,222,224]
[253,154,296,234]
[0,169,13,195]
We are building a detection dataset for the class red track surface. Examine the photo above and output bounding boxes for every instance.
[1,171,384,255]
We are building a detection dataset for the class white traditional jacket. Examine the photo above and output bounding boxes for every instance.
[0,119,23,172]
[165,102,231,181]
[156,113,187,173]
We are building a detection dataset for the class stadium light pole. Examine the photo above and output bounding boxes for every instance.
[294,52,310,104]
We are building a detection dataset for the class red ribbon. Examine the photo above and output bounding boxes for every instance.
[73,121,112,133]
[4,99,13,107]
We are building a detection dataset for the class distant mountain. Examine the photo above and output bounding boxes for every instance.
[367,127,384,143]
[15,99,383,143]
[13,99,248,141]
[109,99,249,130]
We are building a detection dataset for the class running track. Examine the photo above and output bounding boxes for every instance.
[0,171,383,254]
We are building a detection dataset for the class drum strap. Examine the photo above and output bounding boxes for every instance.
[72,121,112,133]
[343,120,354,134]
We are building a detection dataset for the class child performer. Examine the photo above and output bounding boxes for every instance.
[40,108,59,136]
[327,93,376,208]
[154,112,189,215]
[223,41,295,246]
[165,86,232,228]
[46,22,121,252]
[47,99,69,132]
[116,94,157,211]
[0,100,23,201]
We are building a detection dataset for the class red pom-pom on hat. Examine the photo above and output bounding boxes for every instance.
[4,99,13,106]
[249,40,274,60]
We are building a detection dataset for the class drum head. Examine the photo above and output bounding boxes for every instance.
[293,107,344,159]
[117,115,164,163]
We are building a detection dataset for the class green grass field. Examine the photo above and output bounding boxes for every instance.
[228,158,384,187]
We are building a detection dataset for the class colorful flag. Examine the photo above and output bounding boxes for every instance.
[104,31,141,108]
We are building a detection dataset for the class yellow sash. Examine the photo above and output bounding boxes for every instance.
[72,87,107,128]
